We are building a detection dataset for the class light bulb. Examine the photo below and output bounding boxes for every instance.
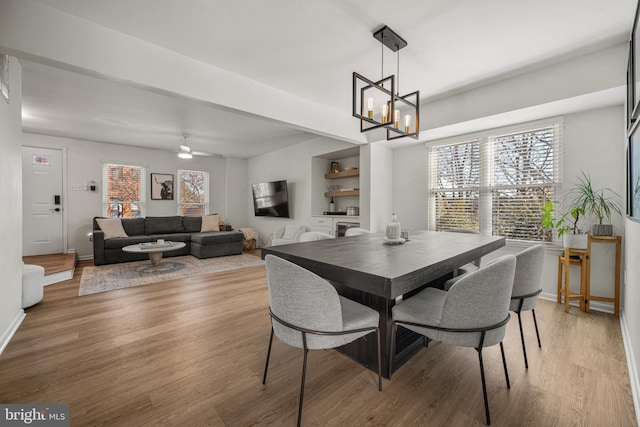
[178,152,193,159]
[404,115,411,133]
[381,104,389,124]
[394,110,400,128]
[367,98,374,119]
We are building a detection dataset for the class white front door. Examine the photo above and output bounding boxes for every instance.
[22,146,64,255]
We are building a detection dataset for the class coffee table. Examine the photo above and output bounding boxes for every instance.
[122,241,186,272]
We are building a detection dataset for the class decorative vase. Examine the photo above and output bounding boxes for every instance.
[386,213,401,240]
[562,233,589,249]
[592,224,613,236]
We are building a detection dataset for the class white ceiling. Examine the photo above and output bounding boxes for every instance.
[17,0,638,158]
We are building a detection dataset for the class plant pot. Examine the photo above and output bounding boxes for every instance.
[592,224,613,236]
[562,233,589,249]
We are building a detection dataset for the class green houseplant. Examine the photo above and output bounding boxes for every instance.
[568,171,622,236]
[541,202,588,248]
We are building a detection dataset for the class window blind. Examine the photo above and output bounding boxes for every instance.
[428,121,562,243]
[177,169,209,216]
[102,163,145,218]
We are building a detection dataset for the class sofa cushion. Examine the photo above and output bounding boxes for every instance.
[201,214,221,232]
[104,235,154,249]
[191,231,244,245]
[121,218,146,236]
[96,218,128,239]
[145,216,184,235]
[182,216,202,233]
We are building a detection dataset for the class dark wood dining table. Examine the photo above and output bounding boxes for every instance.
[261,230,506,378]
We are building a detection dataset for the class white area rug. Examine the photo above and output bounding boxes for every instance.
[79,254,264,296]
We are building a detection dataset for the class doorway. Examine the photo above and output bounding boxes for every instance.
[22,146,64,256]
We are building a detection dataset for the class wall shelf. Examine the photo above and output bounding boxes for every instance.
[325,190,359,197]
[324,169,359,179]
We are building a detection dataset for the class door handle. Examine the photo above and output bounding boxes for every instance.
[50,208,61,212]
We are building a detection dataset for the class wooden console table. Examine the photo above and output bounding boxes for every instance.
[557,235,621,316]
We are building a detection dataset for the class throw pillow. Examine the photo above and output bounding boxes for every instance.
[282,224,302,240]
[96,218,129,239]
[201,214,220,232]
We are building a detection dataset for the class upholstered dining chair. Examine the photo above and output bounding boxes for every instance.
[390,254,516,425]
[262,255,382,427]
[510,244,546,369]
[298,231,335,242]
[344,227,370,236]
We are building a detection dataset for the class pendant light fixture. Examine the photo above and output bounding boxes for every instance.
[352,25,420,141]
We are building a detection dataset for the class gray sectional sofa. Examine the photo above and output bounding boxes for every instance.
[92,216,244,265]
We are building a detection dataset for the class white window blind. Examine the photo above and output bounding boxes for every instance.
[177,169,209,216]
[102,163,145,218]
[428,121,562,242]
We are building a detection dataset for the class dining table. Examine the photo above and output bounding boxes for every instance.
[261,230,506,378]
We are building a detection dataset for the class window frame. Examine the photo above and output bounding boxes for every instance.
[427,119,563,244]
[102,162,146,218]
[176,169,210,216]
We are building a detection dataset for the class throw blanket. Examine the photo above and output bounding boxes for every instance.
[239,227,258,240]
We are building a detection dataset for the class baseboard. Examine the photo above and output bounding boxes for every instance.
[620,308,640,424]
[0,310,26,355]
[539,292,614,314]
[77,254,93,261]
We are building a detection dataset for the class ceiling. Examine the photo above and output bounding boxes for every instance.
[16,0,637,158]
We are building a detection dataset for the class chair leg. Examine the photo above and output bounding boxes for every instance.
[532,309,542,348]
[389,322,397,380]
[476,348,491,425]
[376,328,382,391]
[297,334,309,427]
[517,311,529,369]
[262,327,274,385]
[499,341,510,389]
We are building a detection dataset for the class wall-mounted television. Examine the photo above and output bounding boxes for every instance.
[252,180,290,218]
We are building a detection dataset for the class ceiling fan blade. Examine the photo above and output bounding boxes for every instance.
[192,151,221,157]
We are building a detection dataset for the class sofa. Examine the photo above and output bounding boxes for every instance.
[92,216,244,265]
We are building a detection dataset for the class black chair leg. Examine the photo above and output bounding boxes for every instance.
[262,327,274,385]
[499,341,510,389]
[297,335,309,427]
[376,328,382,391]
[532,309,542,348]
[476,348,491,425]
[517,311,529,369]
[389,322,397,380]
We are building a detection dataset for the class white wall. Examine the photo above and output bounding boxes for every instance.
[223,157,249,229]
[247,136,356,245]
[623,218,640,419]
[0,56,25,353]
[21,133,247,259]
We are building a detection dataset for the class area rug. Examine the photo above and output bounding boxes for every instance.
[79,254,264,296]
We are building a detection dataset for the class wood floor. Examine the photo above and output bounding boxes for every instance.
[22,252,76,276]
[0,257,636,426]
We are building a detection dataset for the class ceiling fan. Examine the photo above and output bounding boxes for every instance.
[177,132,219,159]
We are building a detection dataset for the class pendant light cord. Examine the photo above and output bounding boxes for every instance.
[396,48,400,96]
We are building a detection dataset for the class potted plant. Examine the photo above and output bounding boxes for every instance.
[568,171,622,236]
[541,202,588,249]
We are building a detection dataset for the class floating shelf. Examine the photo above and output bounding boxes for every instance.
[324,169,359,179]
[324,190,360,197]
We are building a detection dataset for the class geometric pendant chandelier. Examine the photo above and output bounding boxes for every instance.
[352,25,420,141]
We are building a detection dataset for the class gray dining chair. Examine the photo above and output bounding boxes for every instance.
[510,244,546,369]
[262,255,382,427]
[344,227,370,236]
[390,254,516,425]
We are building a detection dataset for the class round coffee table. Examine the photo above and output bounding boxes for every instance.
[122,241,186,272]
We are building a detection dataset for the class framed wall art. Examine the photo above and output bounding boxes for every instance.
[0,54,9,103]
[151,173,174,200]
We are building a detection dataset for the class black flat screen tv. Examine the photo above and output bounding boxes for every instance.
[252,180,290,218]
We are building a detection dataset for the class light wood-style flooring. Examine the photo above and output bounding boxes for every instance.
[0,256,636,426]
[23,252,76,276]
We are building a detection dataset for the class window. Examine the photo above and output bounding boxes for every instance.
[102,163,145,218]
[177,169,209,216]
[428,121,562,242]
